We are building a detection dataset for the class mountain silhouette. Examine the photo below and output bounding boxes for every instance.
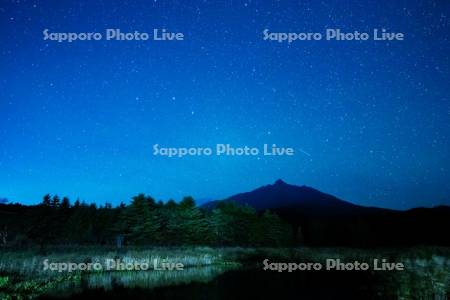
[202,180,450,246]
[203,179,389,216]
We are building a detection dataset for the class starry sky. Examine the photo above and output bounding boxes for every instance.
[1,0,449,209]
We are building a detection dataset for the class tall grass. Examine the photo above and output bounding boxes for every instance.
[0,246,449,299]
[1,245,449,277]
[0,246,237,277]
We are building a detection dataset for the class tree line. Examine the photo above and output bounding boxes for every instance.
[0,194,293,248]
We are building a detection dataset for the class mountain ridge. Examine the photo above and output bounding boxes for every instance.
[202,179,393,216]
[202,179,450,246]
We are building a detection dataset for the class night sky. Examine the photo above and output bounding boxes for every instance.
[1,0,449,209]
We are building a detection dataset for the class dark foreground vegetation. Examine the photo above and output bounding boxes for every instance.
[0,189,449,299]
[0,246,449,299]
[1,190,450,249]
[0,194,293,248]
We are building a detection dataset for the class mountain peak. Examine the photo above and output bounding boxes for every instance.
[218,180,363,214]
[274,179,287,185]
